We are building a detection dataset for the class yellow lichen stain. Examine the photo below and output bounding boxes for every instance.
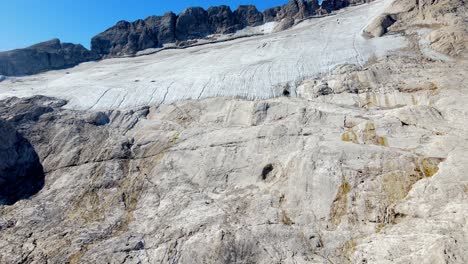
[341,238,358,263]
[342,129,358,143]
[411,94,418,105]
[376,136,388,147]
[65,130,181,260]
[118,132,180,233]
[383,172,411,205]
[330,178,351,227]
[281,210,294,226]
[68,189,105,223]
[384,93,391,108]
[375,222,386,233]
[69,247,86,264]
[372,93,378,107]
[169,132,179,145]
[420,158,441,177]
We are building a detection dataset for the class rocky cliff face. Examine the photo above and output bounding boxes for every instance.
[91,12,177,57]
[0,120,43,206]
[0,39,99,76]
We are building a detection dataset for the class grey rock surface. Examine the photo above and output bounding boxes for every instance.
[207,5,239,34]
[277,0,310,20]
[91,12,177,57]
[0,118,43,205]
[0,1,466,263]
[176,7,211,41]
[0,39,99,76]
[363,13,396,37]
[0,48,467,261]
[233,5,264,27]
[263,6,282,22]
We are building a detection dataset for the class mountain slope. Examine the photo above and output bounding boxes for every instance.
[0,0,467,263]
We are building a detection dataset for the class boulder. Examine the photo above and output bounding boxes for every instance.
[363,14,396,38]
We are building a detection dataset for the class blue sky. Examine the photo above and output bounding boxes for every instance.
[0,0,301,51]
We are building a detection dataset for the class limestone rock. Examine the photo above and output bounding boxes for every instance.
[0,39,99,76]
[277,0,310,20]
[207,5,238,34]
[263,6,282,22]
[363,14,396,38]
[0,119,44,205]
[91,12,177,56]
[273,17,295,32]
[176,7,211,41]
[321,0,349,12]
[233,5,264,27]
[0,1,467,263]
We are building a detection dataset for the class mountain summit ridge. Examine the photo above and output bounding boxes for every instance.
[0,0,371,76]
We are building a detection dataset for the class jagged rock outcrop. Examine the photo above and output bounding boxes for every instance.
[365,0,467,57]
[233,5,264,27]
[91,12,177,56]
[263,6,282,22]
[277,0,309,20]
[207,5,238,34]
[176,7,211,41]
[0,39,99,76]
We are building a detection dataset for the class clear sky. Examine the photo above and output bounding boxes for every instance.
[0,0,299,51]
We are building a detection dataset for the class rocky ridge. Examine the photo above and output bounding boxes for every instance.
[0,39,99,76]
[0,0,373,76]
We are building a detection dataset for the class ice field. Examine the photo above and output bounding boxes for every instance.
[0,0,406,110]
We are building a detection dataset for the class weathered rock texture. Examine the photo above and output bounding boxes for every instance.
[0,49,467,262]
[0,0,467,263]
[91,12,177,57]
[365,0,468,57]
[0,118,44,205]
[0,39,99,76]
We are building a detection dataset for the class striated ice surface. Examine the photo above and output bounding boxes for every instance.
[0,0,406,110]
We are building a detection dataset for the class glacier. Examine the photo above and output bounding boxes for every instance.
[0,0,406,110]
